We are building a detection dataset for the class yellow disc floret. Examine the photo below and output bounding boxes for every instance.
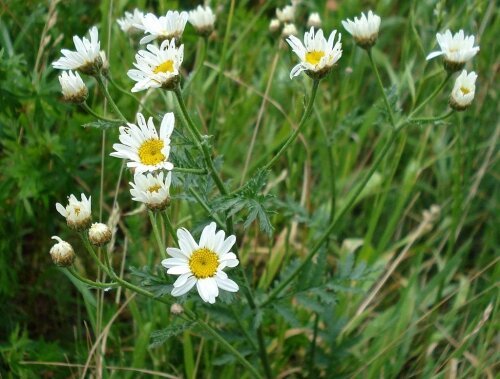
[460,86,470,95]
[189,248,219,279]
[138,139,165,166]
[305,50,325,65]
[153,60,174,74]
[147,184,162,193]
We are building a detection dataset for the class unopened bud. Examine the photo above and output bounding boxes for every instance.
[88,223,112,246]
[170,303,184,315]
[50,236,76,267]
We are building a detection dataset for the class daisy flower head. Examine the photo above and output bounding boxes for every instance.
[286,27,343,80]
[50,236,76,267]
[162,222,240,304]
[117,9,145,35]
[269,19,281,34]
[426,30,480,72]
[449,70,477,111]
[307,12,322,28]
[276,4,295,23]
[52,26,103,75]
[188,5,216,36]
[58,70,88,103]
[127,39,184,92]
[282,23,298,39]
[56,193,92,231]
[130,171,172,211]
[139,11,188,45]
[110,112,175,173]
[342,10,381,49]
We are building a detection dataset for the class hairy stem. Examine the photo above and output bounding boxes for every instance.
[148,210,166,260]
[95,74,127,121]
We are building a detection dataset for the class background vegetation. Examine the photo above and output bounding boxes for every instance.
[0,0,498,378]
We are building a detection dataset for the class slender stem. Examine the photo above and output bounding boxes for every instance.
[367,49,397,128]
[188,188,225,227]
[95,74,127,121]
[409,110,454,123]
[81,234,113,275]
[263,80,320,172]
[107,76,156,117]
[182,36,207,93]
[208,0,236,132]
[230,306,258,350]
[162,211,178,245]
[197,321,263,378]
[148,210,166,260]
[409,72,452,118]
[260,130,399,307]
[307,312,320,376]
[173,167,207,175]
[256,328,273,379]
[80,102,119,122]
[173,87,203,141]
[67,267,118,289]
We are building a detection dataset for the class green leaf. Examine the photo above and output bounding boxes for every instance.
[149,321,197,349]
[82,119,122,129]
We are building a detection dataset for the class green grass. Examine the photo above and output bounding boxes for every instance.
[0,0,498,378]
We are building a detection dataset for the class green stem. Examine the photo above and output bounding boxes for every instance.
[174,86,203,141]
[162,211,178,245]
[96,74,127,121]
[197,321,263,378]
[67,267,118,289]
[409,110,454,123]
[81,234,113,275]
[409,72,452,118]
[182,36,207,93]
[260,130,399,307]
[149,210,166,260]
[172,167,207,175]
[367,49,397,128]
[208,0,236,132]
[256,328,273,379]
[263,80,320,171]
[107,75,156,117]
[80,102,120,122]
[188,188,225,227]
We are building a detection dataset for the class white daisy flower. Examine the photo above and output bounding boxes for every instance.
[110,112,175,173]
[426,30,480,72]
[56,193,92,231]
[188,5,216,36]
[50,236,76,267]
[269,19,281,33]
[286,27,343,79]
[58,70,88,103]
[341,10,381,49]
[52,26,103,75]
[139,11,188,45]
[450,70,477,111]
[282,23,298,38]
[276,4,295,23]
[307,12,322,28]
[130,171,172,210]
[162,222,239,304]
[127,39,184,92]
[117,9,145,34]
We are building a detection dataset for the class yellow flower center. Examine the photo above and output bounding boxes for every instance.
[460,86,470,95]
[147,184,162,193]
[153,60,174,74]
[189,248,219,279]
[74,206,81,216]
[305,50,325,65]
[138,139,165,166]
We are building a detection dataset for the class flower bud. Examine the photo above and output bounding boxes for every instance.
[281,23,298,38]
[55,193,92,231]
[88,223,112,246]
[58,71,88,104]
[342,11,381,49]
[170,303,184,315]
[269,19,281,34]
[307,13,322,28]
[449,70,477,111]
[50,236,76,267]
[188,5,216,37]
